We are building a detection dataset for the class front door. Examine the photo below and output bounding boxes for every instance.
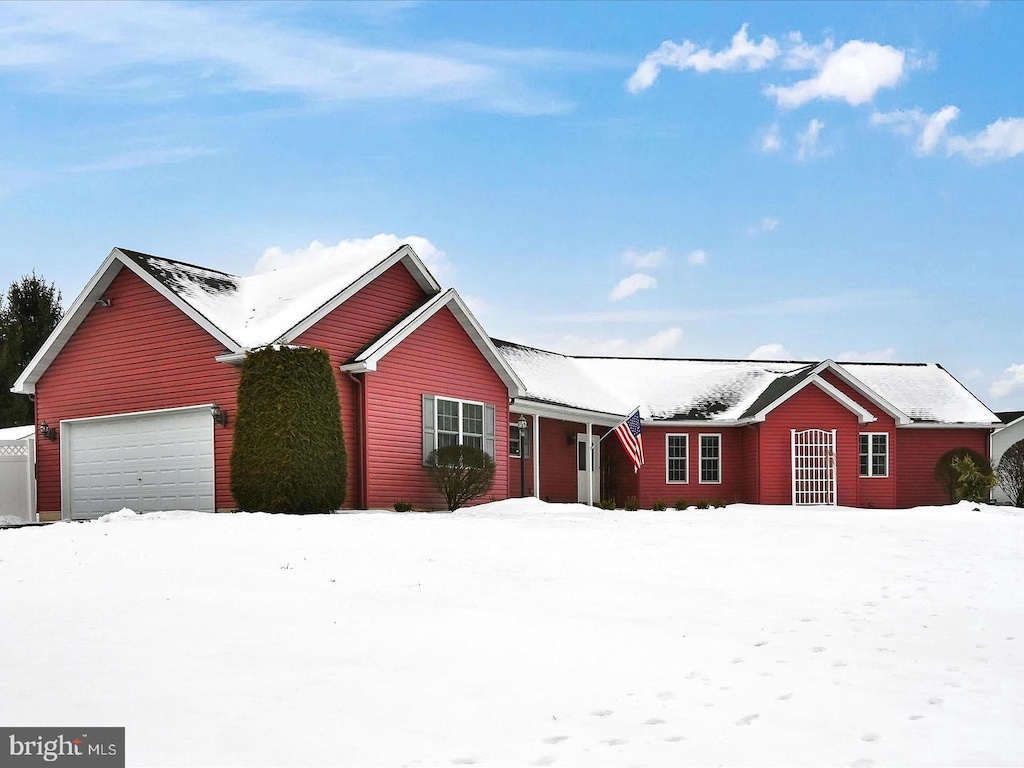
[577,433,600,504]
[792,428,837,505]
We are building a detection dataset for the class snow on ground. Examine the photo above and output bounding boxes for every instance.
[2,499,1023,767]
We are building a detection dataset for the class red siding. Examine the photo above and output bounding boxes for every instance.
[635,427,744,508]
[361,307,510,510]
[739,425,760,503]
[34,267,240,516]
[293,263,429,507]
[758,383,862,506]
[895,428,991,508]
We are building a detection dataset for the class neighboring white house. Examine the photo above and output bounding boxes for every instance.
[992,410,1024,505]
[0,425,36,523]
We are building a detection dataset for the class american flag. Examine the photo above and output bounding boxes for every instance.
[613,407,644,473]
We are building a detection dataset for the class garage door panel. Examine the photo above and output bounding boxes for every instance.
[65,408,215,518]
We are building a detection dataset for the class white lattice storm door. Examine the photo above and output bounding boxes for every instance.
[791,428,837,505]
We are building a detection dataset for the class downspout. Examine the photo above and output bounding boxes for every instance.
[346,371,368,509]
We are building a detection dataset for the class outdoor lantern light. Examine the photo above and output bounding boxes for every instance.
[39,421,57,441]
[566,431,576,446]
[211,405,228,427]
[518,414,528,497]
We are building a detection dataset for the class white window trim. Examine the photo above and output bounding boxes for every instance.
[435,396,487,451]
[698,433,722,485]
[666,433,689,484]
[859,432,890,478]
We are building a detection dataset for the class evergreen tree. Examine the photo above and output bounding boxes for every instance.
[0,272,63,427]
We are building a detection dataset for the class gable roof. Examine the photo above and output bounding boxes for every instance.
[342,289,524,397]
[13,244,441,395]
[495,341,1000,428]
[996,410,1024,426]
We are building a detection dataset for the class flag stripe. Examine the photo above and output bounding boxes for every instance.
[612,407,644,473]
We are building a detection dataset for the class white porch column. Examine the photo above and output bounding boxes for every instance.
[586,421,594,506]
[532,414,541,499]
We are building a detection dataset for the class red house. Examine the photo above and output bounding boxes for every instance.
[498,342,1000,509]
[13,244,1000,519]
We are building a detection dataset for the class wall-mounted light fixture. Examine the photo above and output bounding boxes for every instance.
[566,431,576,446]
[211,405,228,427]
[39,421,57,441]
[96,298,112,307]
[518,414,528,498]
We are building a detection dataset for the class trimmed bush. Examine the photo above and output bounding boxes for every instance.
[394,501,414,513]
[652,500,666,511]
[951,455,997,503]
[425,445,495,511]
[230,346,347,513]
[934,447,992,503]
[695,500,710,510]
[996,439,1024,507]
[624,495,640,511]
[673,498,689,510]
[598,498,616,510]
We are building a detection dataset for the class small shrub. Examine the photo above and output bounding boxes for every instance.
[951,455,997,503]
[713,500,726,509]
[695,499,710,510]
[393,500,414,513]
[425,445,496,512]
[996,439,1024,507]
[673,498,689,510]
[652,500,666,511]
[624,495,640,511]
[934,447,992,503]
[598,498,616,510]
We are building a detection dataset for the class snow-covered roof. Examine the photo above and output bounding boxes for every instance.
[121,245,439,349]
[495,341,999,427]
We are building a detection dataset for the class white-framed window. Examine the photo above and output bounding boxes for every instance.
[509,422,530,458]
[666,434,688,483]
[859,433,889,477]
[699,433,721,484]
[422,394,495,462]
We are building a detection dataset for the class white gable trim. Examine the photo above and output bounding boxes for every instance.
[341,288,524,398]
[12,249,243,396]
[750,373,877,424]
[819,360,912,425]
[277,244,441,344]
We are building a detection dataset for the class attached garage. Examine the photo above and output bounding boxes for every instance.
[60,405,215,519]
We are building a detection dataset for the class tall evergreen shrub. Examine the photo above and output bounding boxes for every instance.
[934,447,992,503]
[230,346,346,513]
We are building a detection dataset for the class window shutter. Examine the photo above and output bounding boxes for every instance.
[422,394,435,464]
[483,404,495,459]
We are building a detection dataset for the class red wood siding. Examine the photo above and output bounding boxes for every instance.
[293,263,430,507]
[895,428,991,508]
[34,267,240,516]
[819,371,898,509]
[757,383,862,506]
[361,307,510,510]
[739,425,760,504]
[636,427,744,508]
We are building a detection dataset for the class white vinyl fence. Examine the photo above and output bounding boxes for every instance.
[0,436,36,522]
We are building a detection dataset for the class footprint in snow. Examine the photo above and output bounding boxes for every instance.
[601,738,628,747]
[451,758,478,765]
[928,697,943,705]
[754,640,768,647]
[735,713,760,726]
[813,647,827,653]
[590,709,613,718]
[850,759,875,767]
[531,758,555,767]
[909,714,924,721]
[861,733,880,743]
[542,736,568,745]
[864,601,878,607]
[732,657,745,664]
[831,660,847,667]
[776,692,794,701]
[664,735,686,743]
[656,690,675,700]
[799,617,815,623]
[644,718,666,725]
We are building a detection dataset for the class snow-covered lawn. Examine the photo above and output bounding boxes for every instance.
[2,500,1023,767]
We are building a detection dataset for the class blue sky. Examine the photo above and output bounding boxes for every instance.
[1,0,1022,409]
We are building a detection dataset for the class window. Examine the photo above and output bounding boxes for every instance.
[666,434,688,483]
[699,434,721,484]
[422,395,494,463]
[510,422,530,458]
[859,433,889,477]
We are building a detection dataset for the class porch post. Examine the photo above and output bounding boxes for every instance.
[532,414,541,499]
[586,421,594,506]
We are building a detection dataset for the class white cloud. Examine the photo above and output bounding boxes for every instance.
[621,248,667,269]
[796,118,827,161]
[837,348,898,362]
[687,249,708,266]
[627,23,779,93]
[871,105,960,156]
[780,32,833,71]
[255,233,451,281]
[947,117,1024,164]
[0,2,580,115]
[65,146,216,173]
[748,343,793,360]
[761,122,782,153]
[463,296,489,317]
[765,40,905,109]
[750,216,780,234]
[609,272,657,301]
[560,327,684,357]
[991,364,1024,399]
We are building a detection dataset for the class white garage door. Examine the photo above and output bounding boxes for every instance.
[63,406,215,519]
